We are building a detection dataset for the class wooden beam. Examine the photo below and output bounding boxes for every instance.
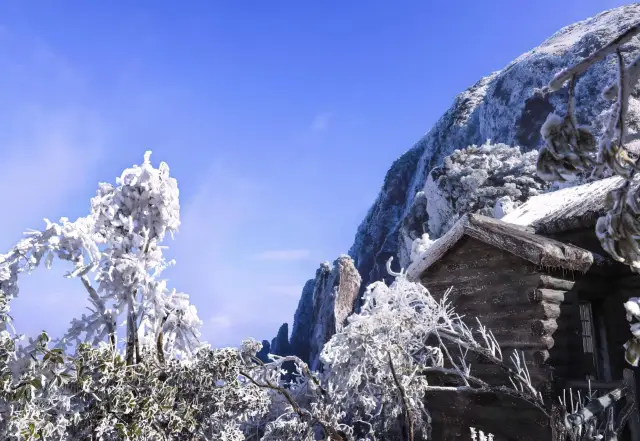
[539,275,575,291]
[529,288,577,304]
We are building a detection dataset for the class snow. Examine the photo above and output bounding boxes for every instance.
[501,176,624,231]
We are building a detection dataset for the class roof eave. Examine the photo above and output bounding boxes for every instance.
[406,214,594,281]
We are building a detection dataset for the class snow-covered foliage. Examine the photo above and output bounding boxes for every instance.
[0,152,203,363]
[0,331,271,440]
[422,141,548,238]
[397,142,547,268]
[311,259,544,440]
[623,297,640,367]
[469,427,494,441]
[410,233,434,263]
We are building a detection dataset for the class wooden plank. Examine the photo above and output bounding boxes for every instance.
[624,368,640,441]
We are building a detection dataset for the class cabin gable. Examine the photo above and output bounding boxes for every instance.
[421,236,568,386]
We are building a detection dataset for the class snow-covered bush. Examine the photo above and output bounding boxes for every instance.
[424,141,548,238]
[469,427,494,441]
[410,233,434,263]
[399,141,549,268]
[0,330,271,440]
[282,262,542,440]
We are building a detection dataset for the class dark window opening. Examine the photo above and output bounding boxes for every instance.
[579,301,600,380]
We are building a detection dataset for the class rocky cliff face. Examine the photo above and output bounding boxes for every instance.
[284,256,362,371]
[271,4,640,365]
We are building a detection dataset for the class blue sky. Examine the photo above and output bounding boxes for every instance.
[0,0,628,348]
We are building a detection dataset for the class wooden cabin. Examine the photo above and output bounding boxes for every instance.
[405,176,640,441]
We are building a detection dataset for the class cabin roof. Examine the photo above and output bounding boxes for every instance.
[406,213,594,281]
[501,177,627,234]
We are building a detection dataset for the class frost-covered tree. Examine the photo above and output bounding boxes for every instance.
[535,20,640,370]
[0,152,202,364]
[318,259,547,440]
[0,153,276,440]
[399,142,549,268]
[235,259,554,441]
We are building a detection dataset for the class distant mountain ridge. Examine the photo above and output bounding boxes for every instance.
[269,4,640,365]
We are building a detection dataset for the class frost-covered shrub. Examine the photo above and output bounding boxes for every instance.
[424,141,548,237]
[410,233,434,263]
[470,427,494,441]
[0,331,271,441]
[312,260,544,440]
[398,141,549,267]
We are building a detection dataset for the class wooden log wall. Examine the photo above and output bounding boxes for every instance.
[417,226,640,441]
[420,236,583,389]
[422,237,571,387]
[527,273,584,381]
[417,232,640,441]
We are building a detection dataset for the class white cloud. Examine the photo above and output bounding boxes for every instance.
[310,112,332,133]
[265,284,304,297]
[252,249,311,261]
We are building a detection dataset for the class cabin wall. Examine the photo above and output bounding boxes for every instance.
[419,236,586,441]
[420,236,582,387]
[546,227,634,382]
[417,227,639,441]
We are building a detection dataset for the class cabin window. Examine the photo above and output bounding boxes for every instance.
[579,301,600,380]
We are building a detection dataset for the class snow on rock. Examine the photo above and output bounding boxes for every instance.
[397,141,546,270]
[410,233,435,265]
[493,196,517,219]
[269,5,640,365]
[308,255,361,371]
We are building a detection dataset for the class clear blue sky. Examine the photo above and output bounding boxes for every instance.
[0,0,628,348]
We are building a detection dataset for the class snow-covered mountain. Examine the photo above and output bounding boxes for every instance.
[271,4,640,364]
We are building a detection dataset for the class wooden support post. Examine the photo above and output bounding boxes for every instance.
[624,368,640,441]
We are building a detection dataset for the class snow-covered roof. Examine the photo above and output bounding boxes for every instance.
[501,177,627,234]
[406,213,594,281]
